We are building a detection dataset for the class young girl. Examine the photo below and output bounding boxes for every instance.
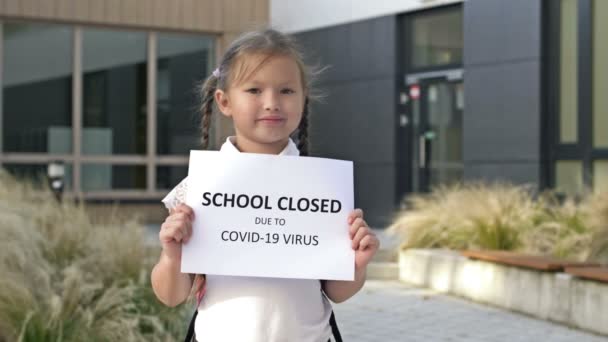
[151,29,380,342]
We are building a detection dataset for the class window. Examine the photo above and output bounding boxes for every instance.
[0,21,214,197]
[593,0,608,148]
[81,164,146,191]
[156,33,214,155]
[411,8,463,69]
[559,0,578,143]
[2,22,72,153]
[593,161,608,193]
[82,28,147,155]
[555,161,584,195]
[547,1,608,195]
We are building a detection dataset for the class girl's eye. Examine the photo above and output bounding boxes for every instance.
[281,88,295,94]
[246,88,261,94]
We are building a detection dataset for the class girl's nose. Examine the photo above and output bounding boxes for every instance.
[264,92,280,111]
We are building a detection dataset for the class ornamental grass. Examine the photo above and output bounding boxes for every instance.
[389,182,608,264]
[0,171,190,342]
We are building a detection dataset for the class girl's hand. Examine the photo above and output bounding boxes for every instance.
[159,203,195,262]
[348,209,380,270]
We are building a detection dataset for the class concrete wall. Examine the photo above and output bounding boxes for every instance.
[462,0,543,185]
[294,16,398,227]
[399,249,608,336]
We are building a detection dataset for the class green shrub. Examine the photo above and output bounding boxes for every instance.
[0,171,190,342]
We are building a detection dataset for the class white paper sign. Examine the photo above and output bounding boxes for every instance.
[182,151,355,281]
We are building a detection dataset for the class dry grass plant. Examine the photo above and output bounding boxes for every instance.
[0,171,189,342]
[388,183,541,251]
[389,182,608,263]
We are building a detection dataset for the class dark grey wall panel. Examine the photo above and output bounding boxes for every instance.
[465,162,540,185]
[463,0,542,185]
[354,163,396,227]
[464,0,541,66]
[464,61,540,162]
[295,15,398,227]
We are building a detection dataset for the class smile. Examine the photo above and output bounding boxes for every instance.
[257,116,286,124]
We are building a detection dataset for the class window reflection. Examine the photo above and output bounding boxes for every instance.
[411,9,463,68]
[555,160,584,195]
[156,166,188,189]
[157,33,214,155]
[560,0,578,144]
[593,0,608,148]
[82,28,147,155]
[81,164,146,191]
[2,22,72,153]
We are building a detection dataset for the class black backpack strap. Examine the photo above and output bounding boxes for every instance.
[329,310,342,342]
[184,309,198,342]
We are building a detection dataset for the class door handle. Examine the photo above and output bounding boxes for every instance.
[419,135,426,169]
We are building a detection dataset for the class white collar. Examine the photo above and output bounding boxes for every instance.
[219,136,300,156]
[162,137,300,209]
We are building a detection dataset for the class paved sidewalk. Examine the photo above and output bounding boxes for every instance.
[334,281,607,342]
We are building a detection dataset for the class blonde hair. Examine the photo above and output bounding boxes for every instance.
[199,28,322,156]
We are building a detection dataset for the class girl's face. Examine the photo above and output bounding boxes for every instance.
[215,54,305,154]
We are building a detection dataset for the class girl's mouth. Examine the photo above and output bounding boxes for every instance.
[257,116,286,124]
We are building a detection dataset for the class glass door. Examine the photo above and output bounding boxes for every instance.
[412,79,464,192]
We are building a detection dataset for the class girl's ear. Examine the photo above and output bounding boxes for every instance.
[214,89,232,117]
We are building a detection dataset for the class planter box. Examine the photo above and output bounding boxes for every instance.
[399,249,608,336]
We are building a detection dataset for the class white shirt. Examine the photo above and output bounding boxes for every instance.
[162,137,333,342]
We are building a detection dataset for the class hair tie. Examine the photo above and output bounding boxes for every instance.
[212,68,220,78]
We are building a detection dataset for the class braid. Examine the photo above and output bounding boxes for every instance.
[200,76,218,149]
[297,97,310,156]
[193,74,217,301]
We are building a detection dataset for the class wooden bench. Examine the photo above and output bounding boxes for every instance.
[461,250,597,272]
[565,267,608,283]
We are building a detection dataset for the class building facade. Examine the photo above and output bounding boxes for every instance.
[272,0,608,226]
[0,0,267,206]
[1,1,607,227]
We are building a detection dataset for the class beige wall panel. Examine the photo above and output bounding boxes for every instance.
[211,0,224,32]
[0,0,268,34]
[89,0,105,23]
[74,0,89,22]
[222,0,238,32]
[21,0,37,17]
[193,0,221,32]
[3,0,22,16]
[255,0,269,25]
[192,0,205,31]
[120,0,138,26]
[241,0,257,31]
[40,0,55,18]
[135,0,151,26]
[152,0,168,28]
[167,0,182,29]
[181,0,195,30]
[54,0,75,20]
[105,0,122,24]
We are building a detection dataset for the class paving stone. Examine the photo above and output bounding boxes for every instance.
[334,281,608,342]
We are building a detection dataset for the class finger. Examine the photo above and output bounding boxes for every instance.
[173,212,191,223]
[175,204,195,220]
[349,217,366,238]
[348,209,364,225]
[184,221,193,243]
[160,222,187,243]
[173,229,184,243]
[359,234,379,251]
[351,226,370,250]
